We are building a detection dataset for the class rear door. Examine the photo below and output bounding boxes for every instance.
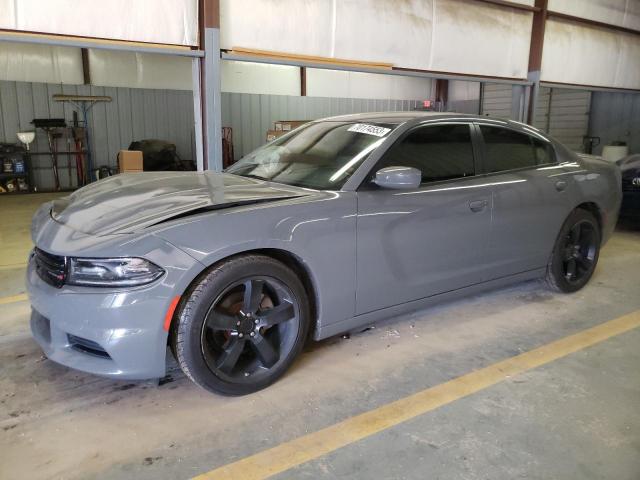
[476,122,572,280]
[355,122,493,315]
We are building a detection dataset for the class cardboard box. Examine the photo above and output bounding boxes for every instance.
[266,130,286,142]
[274,120,308,132]
[118,150,143,173]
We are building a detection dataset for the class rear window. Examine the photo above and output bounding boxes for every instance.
[480,126,555,173]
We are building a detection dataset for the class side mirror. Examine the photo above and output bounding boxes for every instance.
[373,166,421,190]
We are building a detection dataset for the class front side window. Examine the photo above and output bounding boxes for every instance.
[226,121,394,190]
[376,124,475,183]
[480,126,554,173]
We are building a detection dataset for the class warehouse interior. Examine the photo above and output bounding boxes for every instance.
[0,1,639,479]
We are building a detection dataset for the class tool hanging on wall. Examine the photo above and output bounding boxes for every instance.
[222,127,235,168]
[72,111,87,187]
[32,118,67,191]
[52,94,111,182]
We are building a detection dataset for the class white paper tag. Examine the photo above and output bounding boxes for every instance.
[347,124,391,137]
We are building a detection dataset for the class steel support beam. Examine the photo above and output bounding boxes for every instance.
[526,0,548,124]
[435,79,449,110]
[511,85,527,122]
[198,0,223,171]
[300,67,307,96]
[191,59,205,171]
[80,48,91,85]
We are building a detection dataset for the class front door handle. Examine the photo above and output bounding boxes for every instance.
[469,199,488,213]
[555,180,567,192]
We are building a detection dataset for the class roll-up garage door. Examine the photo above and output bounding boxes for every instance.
[480,83,514,119]
[533,87,591,153]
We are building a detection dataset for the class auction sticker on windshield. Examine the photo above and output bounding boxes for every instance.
[347,124,391,137]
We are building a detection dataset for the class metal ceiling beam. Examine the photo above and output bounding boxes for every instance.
[0,30,204,57]
[471,0,540,13]
[547,11,640,36]
[221,52,532,86]
[540,82,640,94]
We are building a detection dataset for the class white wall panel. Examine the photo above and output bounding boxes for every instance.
[548,0,640,31]
[221,61,300,95]
[89,50,192,90]
[0,0,198,46]
[220,0,334,57]
[220,0,533,79]
[0,42,83,84]
[332,0,434,69]
[429,0,532,78]
[541,19,640,89]
[306,68,433,101]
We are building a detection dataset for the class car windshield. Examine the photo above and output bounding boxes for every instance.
[225,121,395,190]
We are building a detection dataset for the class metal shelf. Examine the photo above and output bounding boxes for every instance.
[0,172,28,178]
[0,190,31,195]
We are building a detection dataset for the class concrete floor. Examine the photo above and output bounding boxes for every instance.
[1,193,639,480]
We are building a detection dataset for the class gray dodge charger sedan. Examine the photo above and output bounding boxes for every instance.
[27,112,621,395]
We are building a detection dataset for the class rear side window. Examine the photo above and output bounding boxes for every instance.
[532,137,556,164]
[480,126,555,173]
[480,126,536,172]
[378,124,475,183]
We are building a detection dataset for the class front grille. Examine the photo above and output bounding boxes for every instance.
[67,334,111,359]
[34,248,67,288]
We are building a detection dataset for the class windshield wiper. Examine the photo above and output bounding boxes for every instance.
[239,173,270,181]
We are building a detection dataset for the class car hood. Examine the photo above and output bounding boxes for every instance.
[50,171,310,235]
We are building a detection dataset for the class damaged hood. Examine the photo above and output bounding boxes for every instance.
[50,171,309,235]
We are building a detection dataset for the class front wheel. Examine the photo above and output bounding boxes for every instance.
[546,209,601,293]
[171,255,310,395]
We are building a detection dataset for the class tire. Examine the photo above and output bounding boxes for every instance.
[171,254,310,395]
[546,209,601,293]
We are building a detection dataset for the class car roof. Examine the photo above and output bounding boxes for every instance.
[318,111,478,125]
[315,111,550,138]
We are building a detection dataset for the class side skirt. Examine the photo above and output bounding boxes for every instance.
[315,268,546,340]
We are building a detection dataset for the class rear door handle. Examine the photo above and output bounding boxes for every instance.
[555,180,567,192]
[469,199,488,212]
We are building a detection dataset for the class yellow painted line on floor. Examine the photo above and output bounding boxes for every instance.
[194,309,640,480]
[0,262,27,271]
[0,293,28,305]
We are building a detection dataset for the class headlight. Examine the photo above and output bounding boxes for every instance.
[67,257,165,287]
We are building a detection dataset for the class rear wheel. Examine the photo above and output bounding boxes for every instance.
[172,255,310,395]
[546,209,600,293]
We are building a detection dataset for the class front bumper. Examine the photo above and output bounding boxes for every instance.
[27,257,175,380]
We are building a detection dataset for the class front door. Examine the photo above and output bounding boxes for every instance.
[355,122,493,315]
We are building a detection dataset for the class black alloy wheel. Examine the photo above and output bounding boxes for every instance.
[172,254,310,395]
[546,209,601,293]
[560,220,597,285]
[201,277,299,382]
